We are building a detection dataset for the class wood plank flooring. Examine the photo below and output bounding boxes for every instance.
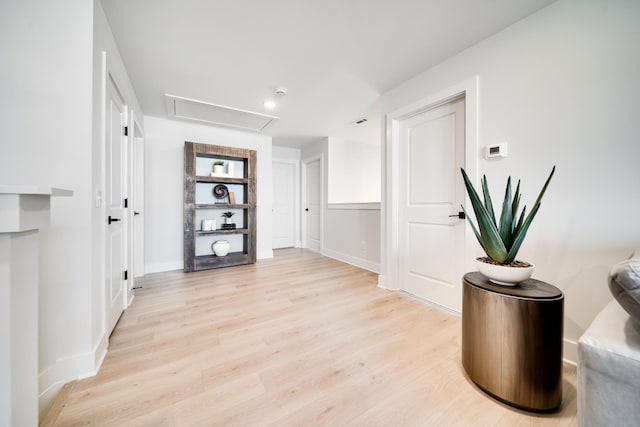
[50,249,577,426]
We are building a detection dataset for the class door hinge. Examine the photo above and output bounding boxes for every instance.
[124,126,128,136]
[123,270,128,280]
[124,198,128,208]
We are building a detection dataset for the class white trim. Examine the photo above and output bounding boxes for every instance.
[563,338,578,366]
[384,76,479,295]
[327,202,380,211]
[257,249,274,260]
[272,157,301,248]
[145,260,183,274]
[377,274,389,289]
[321,248,380,274]
[301,154,324,251]
[37,336,106,416]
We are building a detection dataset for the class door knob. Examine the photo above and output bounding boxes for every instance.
[108,216,121,224]
[449,211,466,219]
[305,208,309,212]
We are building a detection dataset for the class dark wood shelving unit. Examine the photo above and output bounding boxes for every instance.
[184,142,257,272]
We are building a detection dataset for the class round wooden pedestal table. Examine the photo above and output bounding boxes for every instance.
[461,272,564,412]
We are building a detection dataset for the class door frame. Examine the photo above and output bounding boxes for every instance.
[301,153,324,251]
[105,69,128,336]
[127,110,144,303]
[272,157,301,248]
[381,77,479,306]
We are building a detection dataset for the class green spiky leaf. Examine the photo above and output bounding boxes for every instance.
[498,176,513,248]
[460,169,508,262]
[460,166,555,265]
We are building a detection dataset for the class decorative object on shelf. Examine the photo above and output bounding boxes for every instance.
[229,192,236,204]
[201,219,216,231]
[460,166,555,285]
[213,184,230,204]
[212,240,230,256]
[221,211,236,230]
[213,161,225,174]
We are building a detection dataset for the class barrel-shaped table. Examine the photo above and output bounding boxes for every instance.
[462,272,564,412]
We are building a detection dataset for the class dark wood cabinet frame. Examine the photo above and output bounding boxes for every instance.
[184,141,257,272]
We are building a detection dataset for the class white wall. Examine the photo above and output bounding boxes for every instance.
[380,0,640,362]
[0,0,94,413]
[273,145,301,162]
[328,137,381,203]
[144,116,273,273]
[327,101,382,204]
[89,0,145,387]
[303,139,381,272]
[0,0,144,413]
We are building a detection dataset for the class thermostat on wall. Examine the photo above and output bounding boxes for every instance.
[486,143,508,159]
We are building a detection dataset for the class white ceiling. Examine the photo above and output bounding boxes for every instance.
[101,0,556,148]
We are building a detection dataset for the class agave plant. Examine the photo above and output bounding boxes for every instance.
[460,167,555,265]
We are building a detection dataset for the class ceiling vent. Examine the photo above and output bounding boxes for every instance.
[165,94,279,133]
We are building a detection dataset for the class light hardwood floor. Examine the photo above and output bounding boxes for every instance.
[48,249,577,426]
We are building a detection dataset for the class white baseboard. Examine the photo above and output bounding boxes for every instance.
[563,338,578,366]
[321,248,380,273]
[257,249,274,260]
[38,335,108,417]
[377,274,401,291]
[145,260,183,274]
[38,352,93,415]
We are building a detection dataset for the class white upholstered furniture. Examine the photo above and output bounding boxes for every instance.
[578,251,640,427]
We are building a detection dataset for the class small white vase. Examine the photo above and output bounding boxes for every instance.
[212,240,230,257]
[476,259,535,286]
[213,165,224,174]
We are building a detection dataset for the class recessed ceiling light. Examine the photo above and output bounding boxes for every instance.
[264,100,276,109]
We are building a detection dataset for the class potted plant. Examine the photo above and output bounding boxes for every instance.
[213,161,225,174]
[460,166,555,285]
[221,211,236,230]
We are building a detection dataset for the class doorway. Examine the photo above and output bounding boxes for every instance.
[272,159,299,249]
[129,114,144,302]
[398,97,465,310]
[384,78,478,312]
[302,155,322,251]
[105,73,127,336]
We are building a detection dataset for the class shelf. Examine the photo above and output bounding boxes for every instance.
[195,176,248,184]
[195,252,250,269]
[195,228,249,236]
[195,203,252,209]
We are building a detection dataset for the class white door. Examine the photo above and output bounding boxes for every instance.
[132,135,145,278]
[303,158,321,251]
[272,161,295,249]
[399,97,466,311]
[105,75,127,337]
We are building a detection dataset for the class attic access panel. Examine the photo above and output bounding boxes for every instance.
[166,94,279,133]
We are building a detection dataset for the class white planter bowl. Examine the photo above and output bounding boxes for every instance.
[476,259,535,286]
